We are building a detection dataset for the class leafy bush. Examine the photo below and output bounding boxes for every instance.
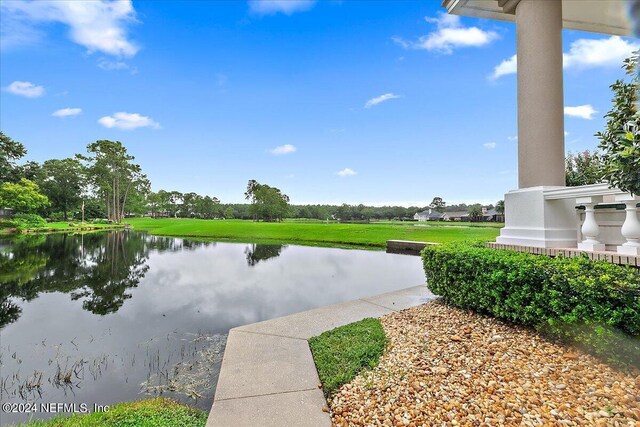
[565,150,605,186]
[422,243,640,367]
[48,212,65,222]
[92,218,111,224]
[596,52,640,196]
[9,213,47,230]
[0,178,49,213]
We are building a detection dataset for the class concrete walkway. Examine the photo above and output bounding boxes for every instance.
[206,285,435,427]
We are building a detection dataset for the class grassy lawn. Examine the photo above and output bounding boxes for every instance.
[309,318,387,396]
[283,218,505,228]
[126,218,501,248]
[16,398,207,427]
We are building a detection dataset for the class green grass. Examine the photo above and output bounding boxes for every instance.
[309,318,387,396]
[126,218,501,248]
[281,218,504,228]
[16,398,207,427]
[371,220,504,228]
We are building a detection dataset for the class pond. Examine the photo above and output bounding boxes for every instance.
[0,231,426,424]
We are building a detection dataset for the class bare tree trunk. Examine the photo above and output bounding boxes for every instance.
[115,175,120,223]
[105,193,110,221]
[120,180,132,220]
[112,177,117,222]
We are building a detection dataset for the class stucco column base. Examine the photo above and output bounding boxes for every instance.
[618,245,640,256]
[495,187,578,248]
[577,242,606,252]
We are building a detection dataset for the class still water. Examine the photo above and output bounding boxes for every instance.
[0,231,425,424]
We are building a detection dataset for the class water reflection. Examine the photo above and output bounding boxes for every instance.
[0,232,217,326]
[245,243,285,266]
[0,231,425,423]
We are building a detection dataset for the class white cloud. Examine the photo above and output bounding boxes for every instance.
[483,142,497,149]
[97,58,129,70]
[507,135,518,141]
[391,36,410,49]
[98,112,160,130]
[563,36,639,69]
[491,36,639,79]
[5,80,44,98]
[270,144,296,155]
[52,107,82,117]
[336,168,357,177]
[564,105,597,120]
[394,12,498,54]
[424,13,460,29]
[364,93,400,109]
[97,58,137,74]
[0,0,139,57]
[248,0,316,15]
[0,8,42,49]
[490,54,517,80]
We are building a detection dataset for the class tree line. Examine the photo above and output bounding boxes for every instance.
[0,129,620,226]
[1,135,151,223]
[2,132,504,224]
[0,131,506,224]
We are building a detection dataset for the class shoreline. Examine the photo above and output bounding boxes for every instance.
[1,224,127,236]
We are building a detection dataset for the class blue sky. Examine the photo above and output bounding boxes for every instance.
[1,0,638,206]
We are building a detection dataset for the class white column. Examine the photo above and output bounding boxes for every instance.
[495,0,577,249]
[616,195,640,256]
[515,0,565,188]
[576,196,605,252]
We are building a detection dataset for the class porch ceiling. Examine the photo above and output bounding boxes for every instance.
[442,0,632,36]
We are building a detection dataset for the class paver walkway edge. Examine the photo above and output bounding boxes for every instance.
[206,285,435,427]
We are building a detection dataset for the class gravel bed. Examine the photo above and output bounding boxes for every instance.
[329,301,639,426]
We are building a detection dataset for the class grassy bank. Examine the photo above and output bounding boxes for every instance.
[0,222,125,235]
[126,218,501,248]
[309,318,387,396]
[17,398,206,427]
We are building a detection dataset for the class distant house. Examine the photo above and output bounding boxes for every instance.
[413,209,445,222]
[415,207,504,222]
[0,208,14,219]
[483,208,505,222]
[445,211,469,222]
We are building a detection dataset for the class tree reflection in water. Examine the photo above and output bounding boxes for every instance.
[0,232,215,328]
[244,243,286,267]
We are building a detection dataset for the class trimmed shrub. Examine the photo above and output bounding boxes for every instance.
[9,213,47,230]
[422,242,640,367]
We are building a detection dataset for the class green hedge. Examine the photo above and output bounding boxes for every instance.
[8,213,47,230]
[422,242,640,367]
